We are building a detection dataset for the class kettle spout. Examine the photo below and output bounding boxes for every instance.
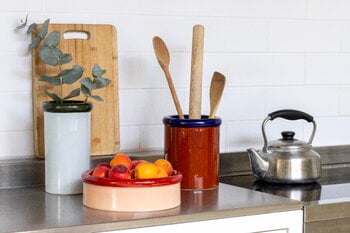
[247,148,269,179]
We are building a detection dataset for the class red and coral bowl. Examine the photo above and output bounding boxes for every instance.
[82,169,182,212]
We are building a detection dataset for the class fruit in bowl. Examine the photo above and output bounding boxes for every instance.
[91,153,175,180]
[83,153,182,212]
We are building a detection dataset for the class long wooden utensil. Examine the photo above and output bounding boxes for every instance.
[209,72,226,119]
[189,24,205,119]
[153,36,184,119]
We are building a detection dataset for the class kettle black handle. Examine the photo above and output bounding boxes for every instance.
[268,109,313,122]
[262,109,316,152]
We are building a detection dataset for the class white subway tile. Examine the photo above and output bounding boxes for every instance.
[266,86,339,117]
[0,130,34,159]
[140,125,164,151]
[228,53,305,86]
[229,0,306,19]
[341,22,350,51]
[0,0,42,11]
[305,116,350,147]
[0,92,32,131]
[120,126,141,152]
[0,52,31,91]
[219,87,266,121]
[339,85,350,115]
[269,20,342,51]
[140,0,229,16]
[225,120,263,152]
[44,0,141,14]
[119,89,186,126]
[114,16,194,53]
[224,19,269,51]
[307,0,350,20]
[305,53,350,84]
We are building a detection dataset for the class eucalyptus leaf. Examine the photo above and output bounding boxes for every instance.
[26,23,37,35]
[39,18,50,39]
[44,89,63,103]
[81,84,91,97]
[63,88,80,100]
[58,53,72,65]
[39,46,63,66]
[80,77,95,90]
[90,95,103,101]
[16,15,28,29]
[92,77,111,89]
[61,65,84,84]
[28,36,42,51]
[44,31,60,47]
[39,74,62,86]
[92,64,106,78]
[40,65,84,86]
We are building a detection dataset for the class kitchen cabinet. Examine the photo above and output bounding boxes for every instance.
[104,210,303,233]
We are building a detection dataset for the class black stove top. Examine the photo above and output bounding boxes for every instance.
[220,165,350,204]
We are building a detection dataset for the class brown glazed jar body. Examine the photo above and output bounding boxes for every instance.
[163,115,221,190]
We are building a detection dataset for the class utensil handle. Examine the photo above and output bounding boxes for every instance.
[189,25,204,119]
[164,69,185,119]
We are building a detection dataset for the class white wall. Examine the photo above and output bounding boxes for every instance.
[1,0,350,159]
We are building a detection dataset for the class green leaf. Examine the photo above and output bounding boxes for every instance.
[26,23,37,35]
[44,89,63,103]
[90,95,104,101]
[28,36,42,51]
[39,74,62,86]
[16,15,28,29]
[81,84,91,97]
[61,65,84,84]
[39,46,62,66]
[80,77,94,90]
[58,53,72,65]
[44,31,60,47]
[39,65,84,86]
[63,88,80,100]
[93,77,111,89]
[39,18,50,39]
[92,64,106,78]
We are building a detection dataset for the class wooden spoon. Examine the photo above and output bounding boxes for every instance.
[152,36,184,119]
[209,72,226,119]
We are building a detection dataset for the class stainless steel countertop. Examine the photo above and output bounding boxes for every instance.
[0,183,301,233]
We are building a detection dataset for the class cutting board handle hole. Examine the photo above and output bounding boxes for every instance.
[63,31,90,40]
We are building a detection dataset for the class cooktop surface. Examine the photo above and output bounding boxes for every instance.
[220,165,350,204]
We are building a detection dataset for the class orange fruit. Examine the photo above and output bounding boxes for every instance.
[110,153,133,169]
[134,162,159,179]
[154,159,174,176]
[156,166,168,178]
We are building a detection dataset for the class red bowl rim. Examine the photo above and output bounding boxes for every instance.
[81,169,183,187]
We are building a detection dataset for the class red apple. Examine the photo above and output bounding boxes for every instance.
[96,162,111,169]
[131,160,147,170]
[92,166,110,178]
[109,164,131,179]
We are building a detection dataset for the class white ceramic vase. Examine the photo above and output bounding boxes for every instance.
[43,101,92,195]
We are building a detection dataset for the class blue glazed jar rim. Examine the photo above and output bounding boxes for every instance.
[163,115,221,128]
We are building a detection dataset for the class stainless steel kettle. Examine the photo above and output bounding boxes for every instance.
[247,109,321,184]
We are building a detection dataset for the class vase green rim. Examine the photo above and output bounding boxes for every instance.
[42,101,93,113]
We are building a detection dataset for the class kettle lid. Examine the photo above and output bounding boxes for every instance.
[268,131,311,151]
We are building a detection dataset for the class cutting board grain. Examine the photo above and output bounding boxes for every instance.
[32,24,120,158]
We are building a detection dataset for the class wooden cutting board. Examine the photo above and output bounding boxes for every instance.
[32,24,120,158]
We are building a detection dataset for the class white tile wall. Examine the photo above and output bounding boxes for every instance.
[2,0,350,158]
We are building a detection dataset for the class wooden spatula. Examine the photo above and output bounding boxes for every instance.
[209,72,226,119]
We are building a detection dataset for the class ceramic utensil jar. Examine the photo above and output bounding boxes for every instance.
[163,115,221,190]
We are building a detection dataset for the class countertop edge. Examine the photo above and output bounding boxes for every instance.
[16,202,303,233]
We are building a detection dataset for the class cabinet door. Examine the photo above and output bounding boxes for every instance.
[103,210,303,233]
